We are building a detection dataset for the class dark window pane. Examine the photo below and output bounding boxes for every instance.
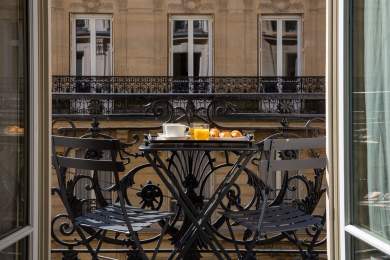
[285,20,297,32]
[0,237,28,260]
[0,0,29,237]
[75,19,90,75]
[261,20,277,76]
[172,20,188,78]
[173,53,188,76]
[271,20,277,32]
[282,20,298,76]
[95,19,111,76]
[352,237,390,259]
[193,20,210,77]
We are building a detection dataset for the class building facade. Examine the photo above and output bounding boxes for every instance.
[51,0,326,77]
[49,0,327,259]
[4,0,390,259]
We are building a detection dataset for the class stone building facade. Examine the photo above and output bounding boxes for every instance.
[51,0,326,77]
[50,1,326,258]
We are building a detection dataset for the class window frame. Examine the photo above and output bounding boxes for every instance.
[70,14,113,76]
[338,0,390,257]
[0,0,39,258]
[259,15,303,77]
[168,15,213,77]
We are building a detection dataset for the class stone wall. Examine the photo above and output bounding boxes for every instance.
[50,0,327,256]
[51,0,326,76]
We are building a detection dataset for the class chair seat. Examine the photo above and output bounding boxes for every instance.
[224,204,322,233]
[76,204,174,233]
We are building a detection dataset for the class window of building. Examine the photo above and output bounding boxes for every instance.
[71,15,112,76]
[260,16,302,77]
[169,16,213,78]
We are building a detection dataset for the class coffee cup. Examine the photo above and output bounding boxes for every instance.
[162,123,189,137]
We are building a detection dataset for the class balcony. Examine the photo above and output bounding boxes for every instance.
[52,76,325,121]
[51,75,326,260]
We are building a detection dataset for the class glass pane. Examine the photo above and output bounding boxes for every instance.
[193,20,210,77]
[0,0,29,237]
[0,237,28,260]
[75,19,91,76]
[95,19,111,76]
[261,20,277,76]
[352,237,390,259]
[172,20,188,77]
[282,20,298,77]
[351,0,390,243]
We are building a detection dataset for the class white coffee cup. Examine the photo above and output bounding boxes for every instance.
[163,123,188,137]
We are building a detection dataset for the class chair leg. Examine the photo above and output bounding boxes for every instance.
[95,230,106,258]
[127,234,148,260]
[241,241,256,260]
[167,245,178,260]
[283,231,306,260]
[74,226,99,260]
[226,218,241,259]
[116,190,148,260]
[151,220,170,260]
[306,224,323,260]
[62,248,79,260]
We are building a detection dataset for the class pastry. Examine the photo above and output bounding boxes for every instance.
[219,131,232,138]
[231,130,242,138]
[210,128,220,137]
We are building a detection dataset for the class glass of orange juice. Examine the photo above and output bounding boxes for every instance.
[191,123,210,140]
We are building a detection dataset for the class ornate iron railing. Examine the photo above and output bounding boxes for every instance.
[52,76,325,120]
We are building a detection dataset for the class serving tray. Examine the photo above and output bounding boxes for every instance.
[147,133,253,143]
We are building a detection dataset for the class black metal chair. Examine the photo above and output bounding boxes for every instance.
[52,135,174,260]
[224,136,327,260]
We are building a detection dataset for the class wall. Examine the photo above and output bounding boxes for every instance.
[51,0,326,76]
[49,0,327,257]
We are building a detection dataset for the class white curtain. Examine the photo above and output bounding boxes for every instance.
[364,0,390,239]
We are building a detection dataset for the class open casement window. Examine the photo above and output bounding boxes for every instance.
[71,15,113,76]
[0,0,41,258]
[341,0,390,258]
[260,16,302,77]
[169,16,213,93]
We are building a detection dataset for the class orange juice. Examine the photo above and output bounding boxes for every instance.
[188,127,194,138]
[193,128,210,140]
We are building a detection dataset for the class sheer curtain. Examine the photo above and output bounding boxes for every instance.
[364,0,390,239]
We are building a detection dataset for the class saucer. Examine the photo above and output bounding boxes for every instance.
[157,133,191,140]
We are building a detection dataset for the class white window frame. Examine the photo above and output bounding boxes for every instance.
[337,0,390,257]
[169,15,213,77]
[70,14,113,76]
[0,0,39,258]
[259,15,302,77]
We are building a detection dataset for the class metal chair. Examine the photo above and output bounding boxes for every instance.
[224,136,327,260]
[52,135,174,260]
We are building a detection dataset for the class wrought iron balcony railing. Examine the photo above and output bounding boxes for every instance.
[52,76,325,120]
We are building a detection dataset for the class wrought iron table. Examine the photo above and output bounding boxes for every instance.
[139,136,258,260]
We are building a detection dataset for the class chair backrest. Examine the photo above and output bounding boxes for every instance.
[260,137,326,174]
[52,135,124,173]
[52,135,125,217]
